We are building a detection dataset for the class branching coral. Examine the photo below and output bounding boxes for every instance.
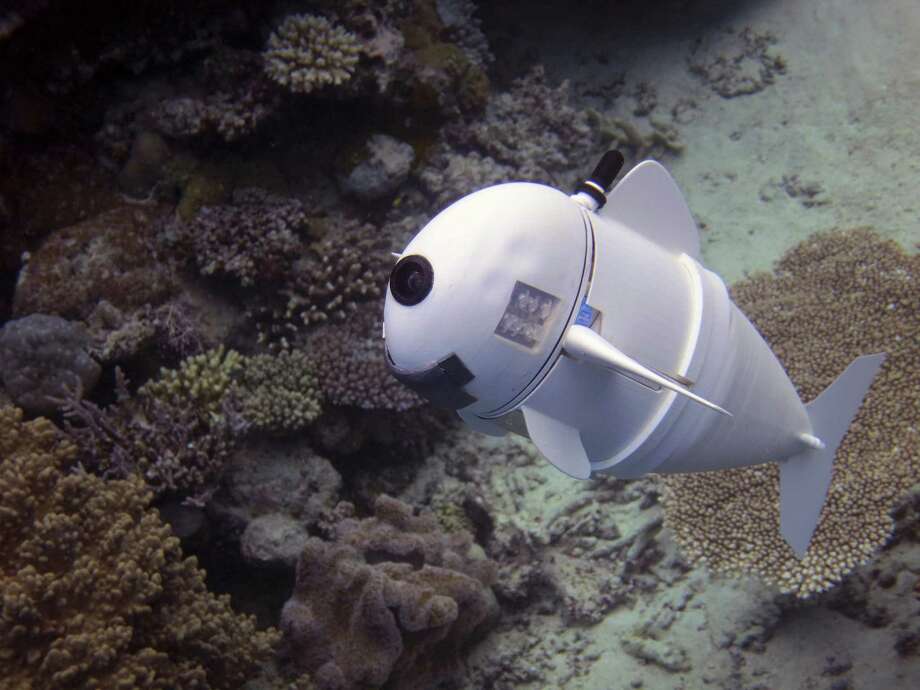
[305,309,424,412]
[281,495,499,689]
[661,229,919,597]
[0,406,278,688]
[236,349,323,434]
[264,14,362,94]
[166,188,308,287]
[64,349,245,501]
[249,213,391,338]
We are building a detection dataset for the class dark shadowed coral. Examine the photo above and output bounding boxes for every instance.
[0,406,278,688]
[305,310,424,412]
[250,214,391,337]
[661,229,920,597]
[12,203,176,320]
[0,314,101,415]
[166,188,307,287]
[63,349,244,501]
[152,48,280,143]
[281,495,499,690]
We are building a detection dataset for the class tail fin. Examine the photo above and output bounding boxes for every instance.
[779,353,886,557]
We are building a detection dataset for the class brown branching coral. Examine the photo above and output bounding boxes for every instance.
[0,406,278,688]
[661,229,920,597]
[281,495,499,690]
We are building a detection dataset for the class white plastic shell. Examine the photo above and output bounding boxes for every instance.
[383,183,592,414]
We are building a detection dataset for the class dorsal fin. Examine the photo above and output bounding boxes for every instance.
[600,160,701,260]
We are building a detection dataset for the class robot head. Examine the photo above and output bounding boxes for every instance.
[383,182,592,415]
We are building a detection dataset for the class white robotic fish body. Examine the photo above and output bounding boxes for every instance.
[383,155,885,556]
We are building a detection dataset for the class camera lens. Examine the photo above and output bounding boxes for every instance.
[390,255,434,306]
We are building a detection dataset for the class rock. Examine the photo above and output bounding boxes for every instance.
[0,314,101,414]
[241,513,310,568]
[338,134,414,202]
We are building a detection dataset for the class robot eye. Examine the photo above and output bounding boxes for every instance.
[390,255,434,306]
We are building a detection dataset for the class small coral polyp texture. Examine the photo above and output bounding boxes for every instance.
[264,14,361,94]
[661,229,920,598]
[0,407,278,688]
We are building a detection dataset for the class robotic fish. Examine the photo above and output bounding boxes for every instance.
[382,150,885,556]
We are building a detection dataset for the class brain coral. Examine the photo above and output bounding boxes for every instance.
[661,229,919,597]
[264,14,362,94]
[281,495,499,690]
[0,406,278,688]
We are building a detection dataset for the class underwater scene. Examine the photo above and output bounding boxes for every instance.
[1,0,918,688]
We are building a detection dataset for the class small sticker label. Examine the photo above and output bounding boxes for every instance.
[495,281,560,350]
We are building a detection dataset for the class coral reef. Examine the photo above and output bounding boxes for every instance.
[165,188,307,288]
[306,313,424,413]
[0,314,100,414]
[12,203,176,320]
[281,495,499,690]
[689,26,787,98]
[249,215,391,337]
[236,349,323,434]
[63,349,245,501]
[264,14,362,95]
[337,133,415,202]
[0,406,278,688]
[661,229,920,597]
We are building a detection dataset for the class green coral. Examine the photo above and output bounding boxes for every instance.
[236,349,322,434]
[140,345,242,421]
[0,406,279,688]
[264,14,362,94]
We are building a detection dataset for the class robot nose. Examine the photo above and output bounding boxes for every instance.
[389,255,434,306]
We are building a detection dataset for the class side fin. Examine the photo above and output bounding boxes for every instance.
[521,406,592,479]
[779,353,886,557]
[563,324,731,416]
[601,160,701,259]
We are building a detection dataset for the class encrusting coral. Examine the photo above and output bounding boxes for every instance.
[0,406,279,688]
[264,14,362,94]
[661,229,919,597]
[281,495,499,690]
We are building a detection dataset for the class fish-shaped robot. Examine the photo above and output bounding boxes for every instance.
[383,151,885,556]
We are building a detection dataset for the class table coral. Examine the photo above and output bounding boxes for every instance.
[661,229,919,597]
[281,495,499,690]
[0,406,278,689]
[264,14,362,94]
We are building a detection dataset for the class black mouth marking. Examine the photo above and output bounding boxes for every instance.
[386,349,476,409]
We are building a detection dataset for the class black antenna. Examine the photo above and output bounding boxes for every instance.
[574,150,625,209]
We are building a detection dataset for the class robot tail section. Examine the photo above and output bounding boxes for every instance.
[779,353,886,557]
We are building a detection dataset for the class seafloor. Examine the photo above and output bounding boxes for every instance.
[0,1,918,689]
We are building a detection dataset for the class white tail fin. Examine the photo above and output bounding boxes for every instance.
[779,353,886,557]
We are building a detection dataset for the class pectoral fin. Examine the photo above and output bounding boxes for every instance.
[521,405,592,479]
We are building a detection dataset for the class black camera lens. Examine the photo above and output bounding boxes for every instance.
[390,255,434,306]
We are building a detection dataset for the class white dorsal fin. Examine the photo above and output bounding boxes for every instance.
[521,406,592,479]
[601,160,701,260]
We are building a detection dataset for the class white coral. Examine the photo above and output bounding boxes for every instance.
[264,14,362,94]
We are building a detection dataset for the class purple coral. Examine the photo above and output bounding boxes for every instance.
[169,188,307,287]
